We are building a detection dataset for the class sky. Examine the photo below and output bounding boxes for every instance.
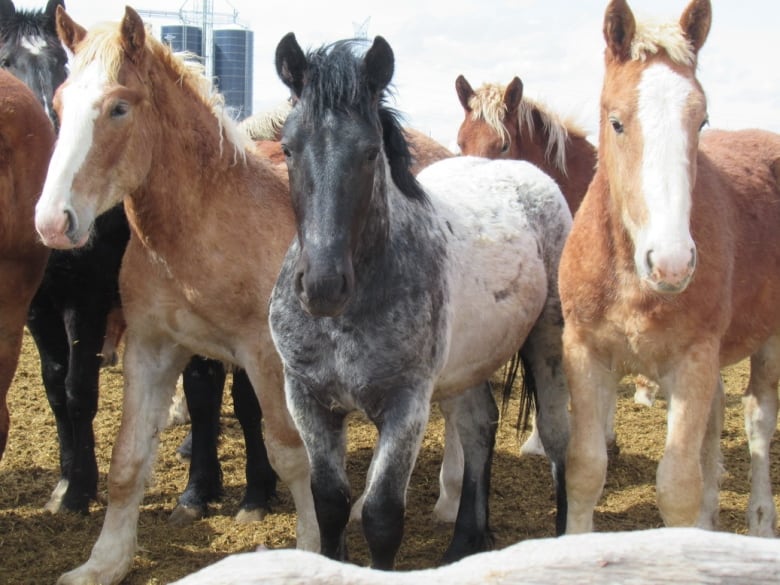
[14,0,780,150]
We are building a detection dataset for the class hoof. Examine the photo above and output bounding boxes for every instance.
[99,351,119,368]
[235,506,268,523]
[169,504,205,527]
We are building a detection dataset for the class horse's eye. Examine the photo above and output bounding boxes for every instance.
[699,116,709,132]
[0,58,9,68]
[366,147,380,162]
[110,101,129,118]
[500,142,510,154]
[281,144,291,158]
[609,117,624,135]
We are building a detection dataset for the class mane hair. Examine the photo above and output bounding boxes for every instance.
[239,99,292,140]
[630,19,696,65]
[71,22,249,162]
[467,82,586,175]
[0,5,54,42]
[300,39,427,203]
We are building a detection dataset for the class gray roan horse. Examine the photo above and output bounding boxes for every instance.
[270,33,572,569]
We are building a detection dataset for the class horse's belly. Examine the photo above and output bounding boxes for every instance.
[434,226,548,398]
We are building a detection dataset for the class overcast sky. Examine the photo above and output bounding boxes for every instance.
[14,0,780,150]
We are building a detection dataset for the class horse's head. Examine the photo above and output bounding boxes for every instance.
[35,6,158,248]
[0,0,68,130]
[455,74,523,159]
[276,32,423,318]
[599,0,711,294]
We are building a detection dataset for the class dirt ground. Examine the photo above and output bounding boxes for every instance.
[1,328,778,584]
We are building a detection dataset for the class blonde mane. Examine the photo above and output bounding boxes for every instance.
[630,19,696,65]
[468,82,585,175]
[71,22,250,163]
[239,100,292,140]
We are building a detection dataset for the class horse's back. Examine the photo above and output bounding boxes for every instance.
[417,156,570,394]
[699,128,780,363]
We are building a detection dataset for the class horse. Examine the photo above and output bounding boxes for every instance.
[270,33,571,569]
[453,73,663,456]
[33,8,316,584]
[454,74,594,216]
[0,0,274,524]
[0,68,54,461]
[560,0,780,537]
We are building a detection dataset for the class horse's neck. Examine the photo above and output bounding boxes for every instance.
[521,125,594,215]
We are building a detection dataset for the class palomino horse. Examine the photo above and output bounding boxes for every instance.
[0,0,274,523]
[560,0,780,537]
[0,69,54,460]
[34,7,316,584]
[270,33,571,568]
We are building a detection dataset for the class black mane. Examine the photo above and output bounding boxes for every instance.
[300,39,428,204]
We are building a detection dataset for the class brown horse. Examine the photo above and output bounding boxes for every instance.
[560,0,780,537]
[34,7,317,585]
[454,75,594,215]
[0,68,54,460]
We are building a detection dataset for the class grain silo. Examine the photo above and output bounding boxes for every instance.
[213,27,253,120]
[160,25,203,57]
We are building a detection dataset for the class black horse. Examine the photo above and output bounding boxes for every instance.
[0,0,274,520]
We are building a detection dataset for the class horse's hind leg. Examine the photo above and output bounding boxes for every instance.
[230,367,277,523]
[521,307,571,535]
[170,356,226,527]
[743,335,780,536]
[440,381,497,564]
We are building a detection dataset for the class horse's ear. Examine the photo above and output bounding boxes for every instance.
[55,5,86,53]
[603,0,636,62]
[0,0,16,21]
[503,76,523,115]
[680,0,711,55]
[363,36,394,95]
[120,6,146,65]
[275,32,307,98]
[455,75,474,112]
[43,0,64,33]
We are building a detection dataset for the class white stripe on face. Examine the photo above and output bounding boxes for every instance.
[36,59,106,241]
[634,62,698,287]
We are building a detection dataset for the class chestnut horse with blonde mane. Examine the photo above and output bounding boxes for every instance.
[34,7,319,585]
[0,68,54,460]
[455,75,594,215]
[561,0,780,537]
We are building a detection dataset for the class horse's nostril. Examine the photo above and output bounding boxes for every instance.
[294,270,304,295]
[64,208,76,235]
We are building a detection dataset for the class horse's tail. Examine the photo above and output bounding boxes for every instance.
[499,349,536,435]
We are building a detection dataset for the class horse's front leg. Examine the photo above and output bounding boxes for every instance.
[563,330,619,534]
[361,382,432,570]
[743,335,780,536]
[57,332,190,585]
[283,372,349,560]
[657,341,720,527]
[431,400,464,524]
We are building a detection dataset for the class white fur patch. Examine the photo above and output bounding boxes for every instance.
[21,35,47,56]
[36,60,106,240]
[634,63,697,278]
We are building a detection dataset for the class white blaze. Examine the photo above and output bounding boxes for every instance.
[35,60,106,244]
[634,62,697,286]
